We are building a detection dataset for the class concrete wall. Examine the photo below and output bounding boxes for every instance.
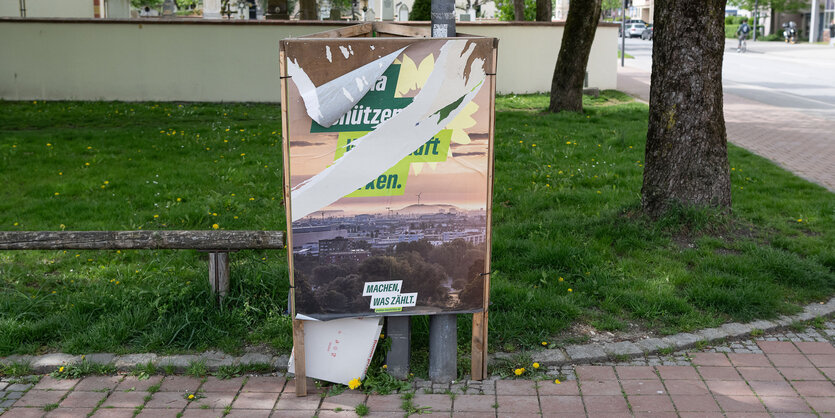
[0,19,617,102]
[1,0,94,18]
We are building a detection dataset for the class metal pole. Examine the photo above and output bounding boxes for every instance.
[431,0,456,37]
[621,1,626,67]
[428,0,458,384]
[385,317,411,379]
[754,0,759,41]
[19,0,26,17]
[810,0,820,43]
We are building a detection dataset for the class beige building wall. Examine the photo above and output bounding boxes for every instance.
[631,0,653,23]
[0,20,617,102]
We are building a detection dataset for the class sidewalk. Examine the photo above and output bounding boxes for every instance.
[5,321,835,417]
[617,65,835,192]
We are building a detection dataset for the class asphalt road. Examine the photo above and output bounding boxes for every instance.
[618,35,835,121]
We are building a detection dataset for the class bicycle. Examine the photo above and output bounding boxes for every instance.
[737,35,748,53]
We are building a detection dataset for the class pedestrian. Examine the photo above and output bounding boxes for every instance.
[736,17,751,52]
[830,19,835,47]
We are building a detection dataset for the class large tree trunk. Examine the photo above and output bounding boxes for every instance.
[536,0,551,21]
[641,0,731,217]
[300,0,317,19]
[548,0,602,112]
[513,0,525,20]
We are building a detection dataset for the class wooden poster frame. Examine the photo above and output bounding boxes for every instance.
[279,23,497,396]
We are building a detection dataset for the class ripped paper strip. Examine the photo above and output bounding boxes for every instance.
[290,40,486,222]
[287,48,406,128]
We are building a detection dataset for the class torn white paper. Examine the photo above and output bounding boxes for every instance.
[287,316,383,385]
[287,47,405,128]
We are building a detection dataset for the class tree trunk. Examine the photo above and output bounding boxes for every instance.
[513,0,525,20]
[536,0,551,21]
[300,0,317,19]
[548,0,602,112]
[641,0,731,217]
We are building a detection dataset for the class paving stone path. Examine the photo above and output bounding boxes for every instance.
[617,65,835,192]
[5,321,835,417]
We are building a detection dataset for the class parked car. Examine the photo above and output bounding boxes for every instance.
[626,19,647,25]
[641,24,654,40]
[625,23,646,38]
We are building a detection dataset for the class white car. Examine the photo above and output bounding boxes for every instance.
[626,23,647,38]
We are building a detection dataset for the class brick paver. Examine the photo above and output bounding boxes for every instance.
[13,334,835,417]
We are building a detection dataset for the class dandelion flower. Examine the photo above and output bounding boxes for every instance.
[212,224,219,230]
[541,341,548,346]
[249,197,255,201]
[59,366,64,372]
[568,288,573,292]
[514,368,525,376]
[188,394,195,400]
[348,378,362,390]
[383,365,388,369]
[54,192,60,196]
[13,222,18,226]
[797,219,803,222]
[554,379,561,384]
[240,153,246,156]
[154,215,159,218]
[85,162,90,166]
[532,362,540,369]
[177,198,182,202]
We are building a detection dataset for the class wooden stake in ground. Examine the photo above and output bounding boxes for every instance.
[548,0,603,113]
[641,0,731,217]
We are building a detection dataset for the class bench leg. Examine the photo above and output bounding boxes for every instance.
[208,252,230,303]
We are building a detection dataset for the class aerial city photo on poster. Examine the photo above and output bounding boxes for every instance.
[283,38,495,320]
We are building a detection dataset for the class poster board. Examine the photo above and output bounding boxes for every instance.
[279,24,497,392]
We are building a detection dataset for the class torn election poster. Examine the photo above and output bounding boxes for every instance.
[282,36,496,321]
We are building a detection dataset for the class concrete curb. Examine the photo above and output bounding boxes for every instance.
[525,297,835,367]
[2,298,834,375]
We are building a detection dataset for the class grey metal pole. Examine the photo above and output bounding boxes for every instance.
[621,2,625,67]
[431,0,456,37]
[810,0,820,43]
[385,317,411,379]
[754,0,759,41]
[427,0,458,384]
[429,313,457,382]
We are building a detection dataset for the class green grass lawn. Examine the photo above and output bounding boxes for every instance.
[1,95,833,374]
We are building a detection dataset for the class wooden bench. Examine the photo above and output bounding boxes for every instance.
[0,230,285,302]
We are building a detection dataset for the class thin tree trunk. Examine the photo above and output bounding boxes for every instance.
[548,0,602,112]
[536,0,551,21]
[300,0,317,19]
[513,0,525,20]
[641,0,731,217]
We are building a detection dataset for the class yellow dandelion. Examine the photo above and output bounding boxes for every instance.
[382,365,388,369]
[797,219,803,222]
[58,172,62,175]
[188,394,195,400]
[177,198,182,202]
[212,213,217,217]
[541,341,548,346]
[249,197,255,201]
[59,366,64,372]
[212,224,219,230]
[154,215,159,218]
[85,162,90,166]
[514,368,525,376]
[554,379,561,384]
[348,378,362,390]
[54,192,60,196]
[532,362,540,369]
[568,288,573,292]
